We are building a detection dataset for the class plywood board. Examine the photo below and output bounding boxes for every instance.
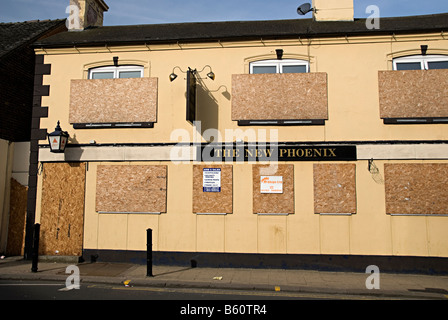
[313,164,357,214]
[70,77,158,124]
[232,73,328,120]
[193,165,233,214]
[40,163,86,256]
[252,164,294,214]
[6,178,28,256]
[378,70,448,118]
[384,163,448,215]
[96,165,167,213]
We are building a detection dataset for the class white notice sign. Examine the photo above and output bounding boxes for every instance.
[260,176,283,194]
[203,168,221,192]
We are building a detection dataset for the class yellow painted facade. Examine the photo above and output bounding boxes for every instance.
[33,160,448,257]
[30,5,448,267]
[36,33,448,145]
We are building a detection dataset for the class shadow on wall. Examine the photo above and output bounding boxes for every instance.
[64,134,84,161]
[193,78,231,142]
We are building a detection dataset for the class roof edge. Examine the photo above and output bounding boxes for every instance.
[33,13,448,49]
[0,19,67,58]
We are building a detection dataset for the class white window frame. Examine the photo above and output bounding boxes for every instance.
[88,65,144,79]
[250,59,309,74]
[393,55,448,70]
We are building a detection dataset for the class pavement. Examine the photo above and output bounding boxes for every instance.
[1,256,448,300]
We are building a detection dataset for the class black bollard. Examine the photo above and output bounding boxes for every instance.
[31,223,40,273]
[146,228,153,277]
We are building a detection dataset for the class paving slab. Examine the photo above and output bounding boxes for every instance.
[1,257,448,299]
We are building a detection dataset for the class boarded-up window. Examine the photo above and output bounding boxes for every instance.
[378,70,448,121]
[232,73,328,125]
[96,165,167,213]
[253,164,294,214]
[384,164,448,215]
[6,178,28,256]
[193,165,233,214]
[70,78,158,126]
[313,164,357,214]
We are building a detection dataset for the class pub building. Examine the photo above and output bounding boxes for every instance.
[16,0,448,272]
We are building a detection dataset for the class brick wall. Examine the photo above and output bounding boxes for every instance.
[0,44,35,142]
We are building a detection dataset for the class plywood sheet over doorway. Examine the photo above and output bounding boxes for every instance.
[39,162,86,256]
[6,178,28,256]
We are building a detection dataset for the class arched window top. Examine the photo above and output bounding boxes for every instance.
[250,59,309,74]
[88,65,144,79]
[393,55,448,71]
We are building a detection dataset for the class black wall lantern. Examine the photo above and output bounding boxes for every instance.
[170,65,215,82]
[48,121,69,153]
[276,49,284,60]
[421,45,428,56]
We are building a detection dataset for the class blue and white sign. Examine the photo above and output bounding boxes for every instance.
[203,168,221,192]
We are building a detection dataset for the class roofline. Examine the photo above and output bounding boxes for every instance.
[0,19,67,59]
[33,13,448,49]
[0,18,65,25]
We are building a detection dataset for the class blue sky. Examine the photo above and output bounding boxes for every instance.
[1,0,448,25]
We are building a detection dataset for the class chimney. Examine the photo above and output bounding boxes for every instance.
[67,0,109,31]
[312,0,354,22]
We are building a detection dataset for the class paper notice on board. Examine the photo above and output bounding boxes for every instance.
[260,176,283,194]
[203,168,221,192]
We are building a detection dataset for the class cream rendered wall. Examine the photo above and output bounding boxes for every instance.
[35,32,448,258]
[38,34,448,146]
[79,160,448,257]
[225,163,257,253]
[11,142,30,186]
[350,161,392,255]
[312,38,448,141]
[312,0,354,21]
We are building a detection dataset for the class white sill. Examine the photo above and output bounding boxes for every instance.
[195,212,228,215]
